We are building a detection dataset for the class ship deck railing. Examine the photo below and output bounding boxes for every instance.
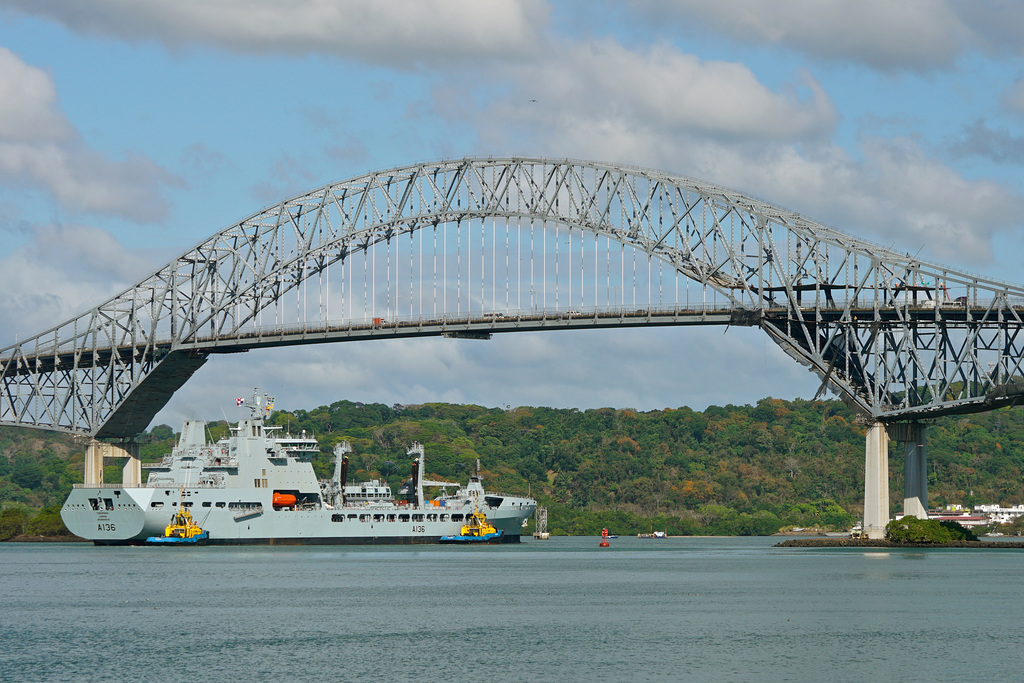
[72,481,226,489]
[72,483,131,489]
[142,457,238,469]
[472,490,536,501]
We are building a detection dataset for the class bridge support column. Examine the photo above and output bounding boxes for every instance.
[85,441,105,485]
[84,440,140,486]
[121,443,141,486]
[897,422,928,519]
[863,422,890,540]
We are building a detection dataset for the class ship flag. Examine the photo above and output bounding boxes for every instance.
[236,398,245,406]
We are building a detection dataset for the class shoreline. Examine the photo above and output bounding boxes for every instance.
[776,538,1024,549]
[4,535,89,543]
[7,535,1023,547]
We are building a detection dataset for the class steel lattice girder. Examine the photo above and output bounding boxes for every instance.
[3,156,1024,436]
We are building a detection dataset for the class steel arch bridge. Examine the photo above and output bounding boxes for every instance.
[4,156,1024,442]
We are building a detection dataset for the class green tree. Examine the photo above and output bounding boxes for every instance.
[885,516,976,543]
[734,510,784,536]
[10,459,44,489]
[24,505,69,536]
[24,506,69,536]
[0,508,29,540]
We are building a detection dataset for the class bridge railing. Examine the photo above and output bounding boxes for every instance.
[191,297,1024,345]
[188,302,741,345]
[7,296,1022,364]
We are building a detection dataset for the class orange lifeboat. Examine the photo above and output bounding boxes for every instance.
[272,492,297,508]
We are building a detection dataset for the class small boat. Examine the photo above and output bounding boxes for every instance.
[637,530,667,539]
[439,508,504,544]
[145,507,209,545]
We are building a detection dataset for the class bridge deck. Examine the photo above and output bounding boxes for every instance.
[3,303,1020,378]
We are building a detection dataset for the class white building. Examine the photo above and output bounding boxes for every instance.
[974,504,1024,525]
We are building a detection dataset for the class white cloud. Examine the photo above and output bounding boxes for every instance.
[0,222,156,342]
[0,0,549,67]
[0,46,69,141]
[949,120,1024,165]
[0,47,176,221]
[629,0,972,71]
[624,1,1024,71]
[737,138,1024,264]
[179,143,228,180]
[952,0,1024,57]
[482,41,836,143]
[17,0,1019,74]
[248,152,322,205]
[636,135,1023,265]
[1003,79,1024,117]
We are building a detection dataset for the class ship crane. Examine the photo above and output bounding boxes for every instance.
[405,441,463,505]
[326,441,351,507]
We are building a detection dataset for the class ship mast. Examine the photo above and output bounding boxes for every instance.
[408,442,425,507]
[234,389,275,438]
[248,389,274,422]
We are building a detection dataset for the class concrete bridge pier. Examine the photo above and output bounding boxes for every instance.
[862,422,929,539]
[122,449,142,486]
[84,440,141,486]
[863,422,890,539]
[895,422,928,519]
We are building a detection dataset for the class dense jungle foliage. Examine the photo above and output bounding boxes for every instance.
[3,397,1024,537]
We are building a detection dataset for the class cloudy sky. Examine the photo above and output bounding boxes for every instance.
[1,0,1024,427]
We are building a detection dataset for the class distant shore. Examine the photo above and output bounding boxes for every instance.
[5,535,87,543]
[776,538,1024,549]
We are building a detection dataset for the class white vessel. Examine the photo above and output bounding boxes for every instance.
[61,392,536,545]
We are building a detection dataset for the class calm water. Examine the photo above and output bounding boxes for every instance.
[2,536,1022,682]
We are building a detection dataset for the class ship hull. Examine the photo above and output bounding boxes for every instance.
[63,486,532,545]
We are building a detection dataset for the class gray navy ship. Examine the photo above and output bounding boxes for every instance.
[61,392,536,545]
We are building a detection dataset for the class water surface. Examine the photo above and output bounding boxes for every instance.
[2,536,1020,682]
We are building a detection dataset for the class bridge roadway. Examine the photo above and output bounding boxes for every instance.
[2,300,1012,377]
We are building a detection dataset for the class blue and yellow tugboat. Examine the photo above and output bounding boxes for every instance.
[439,508,504,544]
[145,506,209,545]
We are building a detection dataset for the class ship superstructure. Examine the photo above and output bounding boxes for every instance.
[61,392,536,545]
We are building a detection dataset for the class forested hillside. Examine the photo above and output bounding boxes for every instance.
[3,397,1024,536]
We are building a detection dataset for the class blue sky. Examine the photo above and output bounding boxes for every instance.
[1,1,1023,427]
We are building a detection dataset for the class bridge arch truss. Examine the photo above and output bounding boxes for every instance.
[4,157,1024,437]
